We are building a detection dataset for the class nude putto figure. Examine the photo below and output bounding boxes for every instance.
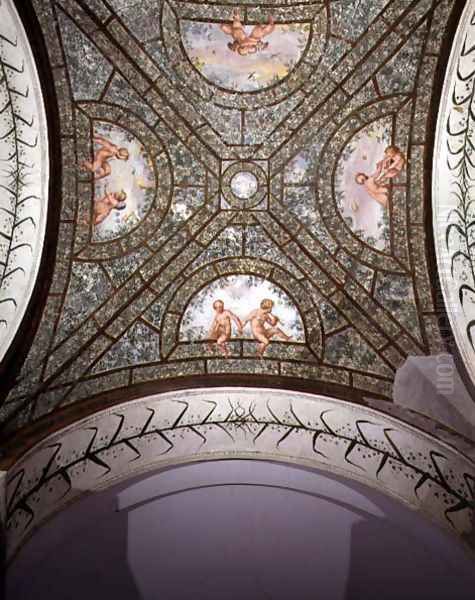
[93,190,127,225]
[354,172,389,207]
[374,145,406,184]
[221,10,275,55]
[354,145,406,208]
[82,135,130,180]
[241,298,291,357]
[207,299,243,357]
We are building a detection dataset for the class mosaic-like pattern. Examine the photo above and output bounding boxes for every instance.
[5,389,475,560]
[0,0,457,432]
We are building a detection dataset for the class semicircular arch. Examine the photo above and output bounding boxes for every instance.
[5,387,474,561]
[159,256,324,361]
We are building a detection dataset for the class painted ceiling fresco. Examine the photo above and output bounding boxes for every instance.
[0,0,458,433]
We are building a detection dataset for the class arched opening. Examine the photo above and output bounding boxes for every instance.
[6,459,475,600]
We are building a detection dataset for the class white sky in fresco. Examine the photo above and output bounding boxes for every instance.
[336,118,392,250]
[181,21,309,92]
[180,275,305,341]
[231,172,258,198]
[93,123,154,241]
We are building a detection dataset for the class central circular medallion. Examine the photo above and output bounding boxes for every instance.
[221,160,268,209]
[230,171,259,199]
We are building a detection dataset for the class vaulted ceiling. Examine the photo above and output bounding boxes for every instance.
[2,2,475,574]
[0,0,471,445]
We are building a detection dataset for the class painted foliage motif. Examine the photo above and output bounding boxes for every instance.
[180,275,305,356]
[433,1,475,386]
[82,122,155,241]
[6,389,475,560]
[335,119,406,251]
[1,0,456,432]
[181,12,310,92]
[0,0,49,364]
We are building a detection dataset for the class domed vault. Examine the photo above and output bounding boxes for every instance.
[0,0,474,581]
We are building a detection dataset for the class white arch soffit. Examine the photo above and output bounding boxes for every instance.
[433,0,475,387]
[4,388,475,560]
[0,0,49,363]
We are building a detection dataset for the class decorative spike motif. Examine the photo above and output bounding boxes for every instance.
[0,0,48,363]
[5,389,475,561]
[434,2,475,386]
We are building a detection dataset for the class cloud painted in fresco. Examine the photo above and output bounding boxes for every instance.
[180,275,305,341]
[92,122,155,242]
[335,118,392,251]
[181,20,310,92]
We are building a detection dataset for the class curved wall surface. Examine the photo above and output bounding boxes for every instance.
[0,0,463,436]
[433,0,475,388]
[6,460,475,600]
[4,388,475,561]
[0,0,49,364]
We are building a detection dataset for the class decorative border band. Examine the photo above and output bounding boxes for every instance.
[0,0,49,363]
[4,387,474,560]
[433,0,475,387]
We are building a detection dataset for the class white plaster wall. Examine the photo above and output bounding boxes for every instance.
[394,354,475,441]
[0,0,49,362]
[433,0,475,388]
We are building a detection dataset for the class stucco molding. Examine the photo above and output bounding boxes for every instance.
[433,0,475,388]
[0,0,49,364]
[5,387,474,561]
